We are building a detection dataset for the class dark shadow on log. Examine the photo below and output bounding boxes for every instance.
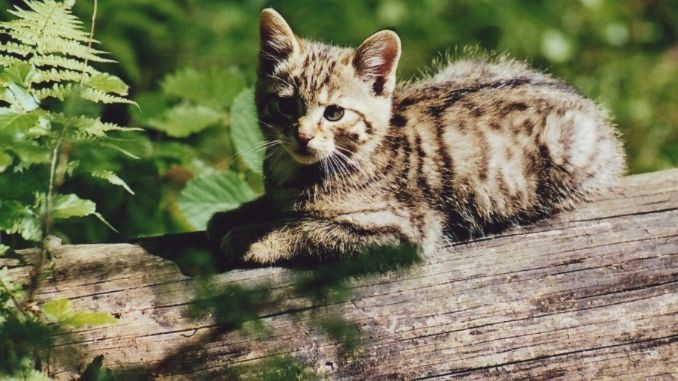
[150,244,422,378]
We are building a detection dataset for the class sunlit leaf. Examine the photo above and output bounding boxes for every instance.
[177,172,258,229]
[4,82,39,111]
[230,88,265,174]
[41,298,73,323]
[42,298,117,328]
[0,108,41,131]
[51,194,96,219]
[147,104,222,138]
[86,73,129,96]
[61,311,117,328]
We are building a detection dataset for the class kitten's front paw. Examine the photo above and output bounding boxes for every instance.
[219,225,294,265]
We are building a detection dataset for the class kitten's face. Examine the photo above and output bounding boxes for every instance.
[255,9,401,167]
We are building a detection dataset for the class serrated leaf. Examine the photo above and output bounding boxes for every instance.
[42,298,117,328]
[230,88,265,174]
[161,67,246,109]
[177,172,258,229]
[51,193,96,219]
[41,298,73,323]
[61,311,117,328]
[0,199,40,241]
[9,140,50,164]
[86,73,128,96]
[91,170,134,195]
[0,107,41,131]
[81,87,135,105]
[0,62,36,85]
[147,104,222,138]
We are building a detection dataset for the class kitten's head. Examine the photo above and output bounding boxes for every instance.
[255,9,401,167]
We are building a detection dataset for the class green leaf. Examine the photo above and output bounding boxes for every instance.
[230,88,265,174]
[0,150,12,172]
[61,311,118,328]
[51,194,96,219]
[147,104,222,138]
[0,107,41,131]
[86,73,129,96]
[4,82,39,111]
[14,369,54,381]
[0,244,9,256]
[0,200,40,241]
[161,67,246,109]
[42,298,117,328]
[9,140,50,164]
[177,172,258,229]
[41,298,73,323]
[91,170,134,195]
[0,62,36,86]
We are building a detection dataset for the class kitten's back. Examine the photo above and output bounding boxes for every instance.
[388,59,625,237]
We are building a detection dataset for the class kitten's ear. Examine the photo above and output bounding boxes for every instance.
[353,30,401,95]
[259,8,299,73]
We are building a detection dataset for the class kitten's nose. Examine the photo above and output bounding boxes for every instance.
[296,133,313,147]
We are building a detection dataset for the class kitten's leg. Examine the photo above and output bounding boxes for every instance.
[219,218,404,264]
[206,197,277,243]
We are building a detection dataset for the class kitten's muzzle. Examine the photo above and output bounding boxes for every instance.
[296,132,313,147]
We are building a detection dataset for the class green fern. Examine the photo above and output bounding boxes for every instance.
[0,0,138,242]
[0,0,132,105]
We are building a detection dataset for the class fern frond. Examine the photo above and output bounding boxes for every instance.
[0,0,132,106]
[0,54,22,67]
[82,88,135,105]
[32,55,100,74]
[6,1,87,40]
[33,68,82,83]
[0,42,32,56]
[32,82,73,101]
[67,116,141,138]
[90,170,134,195]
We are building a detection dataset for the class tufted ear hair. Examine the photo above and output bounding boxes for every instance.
[353,30,401,95]
[259,8,299,74]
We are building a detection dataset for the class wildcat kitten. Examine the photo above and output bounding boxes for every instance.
[207,9,625,264]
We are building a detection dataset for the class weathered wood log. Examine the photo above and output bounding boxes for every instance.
[3,169,677,380]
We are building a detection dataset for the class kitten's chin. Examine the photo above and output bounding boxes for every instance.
[285,147,323,165]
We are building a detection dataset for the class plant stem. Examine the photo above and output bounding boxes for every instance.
[80,0,98,84]
[26,139,62,303]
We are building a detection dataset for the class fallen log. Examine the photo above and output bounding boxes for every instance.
[3,169,677,380]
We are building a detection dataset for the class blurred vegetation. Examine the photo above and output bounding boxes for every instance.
[1,0,674,243]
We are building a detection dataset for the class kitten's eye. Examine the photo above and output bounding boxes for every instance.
[323,105,344,121]
[270,96,299,118]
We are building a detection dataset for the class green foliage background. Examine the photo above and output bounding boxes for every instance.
[2,0,677,244]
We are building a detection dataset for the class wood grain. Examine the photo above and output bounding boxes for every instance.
[3,169,677,380]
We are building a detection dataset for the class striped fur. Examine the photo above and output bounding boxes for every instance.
[207,9,626,264]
